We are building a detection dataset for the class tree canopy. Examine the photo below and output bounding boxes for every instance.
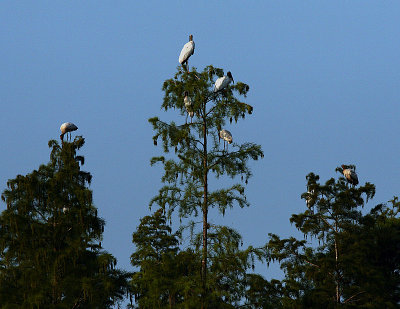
[0,137,129,308]
[263,166,400,308]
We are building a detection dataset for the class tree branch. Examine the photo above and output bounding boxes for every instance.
[343,291,366,304]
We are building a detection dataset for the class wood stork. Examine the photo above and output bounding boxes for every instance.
[184,91,194,123]
[306,189,315,210]
[341,165,359,186]
[60,122,78,142]
[179,34,195,72]
[214,71,234,92]
[219,129,232,151]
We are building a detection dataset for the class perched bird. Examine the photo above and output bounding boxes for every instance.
[219,129,232,151]
[179,34,195,72]
[306,188,315,210]
[184,91,194,123]
[341,165,359,186]
[214,71,234,92]
[60,122,78,142]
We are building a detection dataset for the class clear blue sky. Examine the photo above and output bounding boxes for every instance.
[1,0,400,291]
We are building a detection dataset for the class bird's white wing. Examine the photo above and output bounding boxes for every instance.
[214,76,231,92]
[220,129,232,142]
[224,130,232,137]
[62,122,78,132]
[214,76,225,92]
[179,41,194,64]
[184,97,192,111]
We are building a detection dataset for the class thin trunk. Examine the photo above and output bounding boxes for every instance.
[334,222,340,304]
[53,222,57,304]
[201,104,208,309]
[169,292,175,308]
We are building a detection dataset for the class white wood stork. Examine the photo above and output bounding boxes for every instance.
[60,122,78,142]
[184,91,194,123]
[219,129,232,151]
[214,71,234,92]
[341,165,359,186]
[179,34,195,72]
[306,189,315,210]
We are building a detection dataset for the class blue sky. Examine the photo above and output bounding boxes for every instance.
[1,1,400,292]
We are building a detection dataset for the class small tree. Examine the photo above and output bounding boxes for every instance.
[0,137,129,308]
[244,275,284,308]
[149,65,263,307]
[130,209,199,308]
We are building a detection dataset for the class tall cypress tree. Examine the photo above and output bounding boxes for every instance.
[0,137,129,308]
[149,65,263,307]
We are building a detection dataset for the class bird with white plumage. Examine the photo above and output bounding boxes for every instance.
[214,71,234,92]
[341,165,359,186]
[179,34,195,72]
[306,188,315,210]
[219,129,232,151]
[60,122,78,142]
[184,91,194,123]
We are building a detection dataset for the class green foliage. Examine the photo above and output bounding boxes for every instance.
[338,198,400,306]
[194,225,267,307]
[130,210,268,308]
[149,65,263,218]
[0,137,129,308]
[244,275,284,308]
[130,209,200,308]
[148,65,263,307]
[261,166,400,308]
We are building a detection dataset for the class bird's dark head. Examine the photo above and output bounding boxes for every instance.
[189,34,193,41]
[341,164,347,169]
[227,71,234,83]
[184,91,189,97]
